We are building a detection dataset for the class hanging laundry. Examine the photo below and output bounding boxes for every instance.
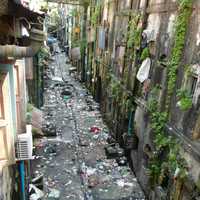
[142,29,155,43]
[136,58,151,83]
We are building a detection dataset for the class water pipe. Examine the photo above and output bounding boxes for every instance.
[19,161,26,200]
[128,110,133,136]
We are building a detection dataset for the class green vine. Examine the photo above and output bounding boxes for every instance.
[91,4,101,27]
[140,47,150,61]
[176,89,192,111]
[166,0,192,108]
[111,79,121,99]
[147,0,192,190]
[147,87,188,187]
[127,15,141,49]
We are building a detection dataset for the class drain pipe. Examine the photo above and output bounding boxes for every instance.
[19,161,26,200]
[0,45,34,58]
[128,110,134,136]
[0,29,46,59]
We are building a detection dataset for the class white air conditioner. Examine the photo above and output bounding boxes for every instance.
[16,125,33,160]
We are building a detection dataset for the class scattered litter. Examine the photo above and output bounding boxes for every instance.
[65,180,72,186]
[89,126,101,134]
[52,77,63,82]
[48,188,60,199]
[29,184,44,200]
[31,48,145,200]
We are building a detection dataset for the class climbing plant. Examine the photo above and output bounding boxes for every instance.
[140,47,150,61]
[127,14,141,49]
[147,0,193,187]
[176,89,193,111]
[147,86,188,188]
[123,14,141,86]
[91,4,101,27]
[166,0,192,108]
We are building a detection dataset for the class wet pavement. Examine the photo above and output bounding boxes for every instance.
[30,46,146,200]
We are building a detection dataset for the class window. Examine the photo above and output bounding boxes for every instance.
[190,75,198,97]
[0,71,15,165]
[0,73,8,161]
[0,79,4,119]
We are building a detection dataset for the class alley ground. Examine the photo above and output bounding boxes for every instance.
[31,46,145,200]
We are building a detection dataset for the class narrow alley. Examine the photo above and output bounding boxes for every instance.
[31,46,145,199]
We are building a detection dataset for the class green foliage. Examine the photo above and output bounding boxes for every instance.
[38,46,49,58]
[80,38,87,55]
[176,89,193,111]
[127,15,141,49]
[71,33,87,54]
[111,79,121,98]
[27,103,33,113]
[50,8,61,26]
[140,47,150,61]
[166,0,192,105]
[147,90,188,187]
[26,103,33,124]
[148,155,162,186]
[184,64,192,78]
[91,5,101,27]
[70,8,79,17]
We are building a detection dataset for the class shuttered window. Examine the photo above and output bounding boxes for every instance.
[0,72,15,165]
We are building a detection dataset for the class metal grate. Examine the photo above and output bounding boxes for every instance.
[15,125,33,160]
[16,140,29,160]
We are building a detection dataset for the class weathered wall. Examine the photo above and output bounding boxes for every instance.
[72,0,200,198]
[0,165,15,200]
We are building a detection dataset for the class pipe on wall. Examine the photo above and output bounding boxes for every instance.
[0,28,46,59]
[19,161,26,200]
[0,45,34,58]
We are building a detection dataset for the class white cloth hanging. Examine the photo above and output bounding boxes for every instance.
[136,58,151,83]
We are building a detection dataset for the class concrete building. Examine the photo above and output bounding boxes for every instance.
[0,0,45,199]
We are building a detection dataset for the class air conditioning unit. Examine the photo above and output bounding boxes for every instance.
[16,125,33,160]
